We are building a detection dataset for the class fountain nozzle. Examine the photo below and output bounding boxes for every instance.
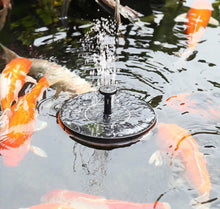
[99,85,117,116]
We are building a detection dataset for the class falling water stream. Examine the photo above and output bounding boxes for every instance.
[80,18,119,87]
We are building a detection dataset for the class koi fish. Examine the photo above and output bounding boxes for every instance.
[175,0,219,59]
[186,0,212,51]
[0,43,93,96]
[27,189,171,209]
[0,57,34,112]
[166,92,220,120]
[0,76,50,166]
[29,203,75,209]
[149,123,211,201]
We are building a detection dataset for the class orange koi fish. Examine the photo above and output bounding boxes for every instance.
[175,0,219,59]
[28,189,171,209]
[150,123,211,199]
[166,92,220,120]
[0,76,49,166]
[186,0,212,51]
[0,57,34,112]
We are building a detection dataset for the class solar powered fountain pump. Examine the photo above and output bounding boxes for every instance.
[58,84,156,149]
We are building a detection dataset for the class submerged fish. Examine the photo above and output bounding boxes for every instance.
[166,92,220,120]
[29,203,74,209]
[0,44,93,96]
[28,189,171,209]
[149,123,211,201]
[175,0,219,59]
[0,57,34,112]
[0,76,50,166]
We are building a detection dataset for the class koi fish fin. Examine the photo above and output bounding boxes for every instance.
[191,192,210,209]
[0,43,20,63]
[174,13,188,23]
[208,16,219,26]
[34,119,47,132]
[149,150,163,166]
[25,75,37,84]
[30,145,48,158]
[173,49,197,63]
[0,108,10,132]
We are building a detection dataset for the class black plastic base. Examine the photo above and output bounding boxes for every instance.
[58,90,156,149]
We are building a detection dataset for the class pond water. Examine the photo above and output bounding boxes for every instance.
[0,0,220,208]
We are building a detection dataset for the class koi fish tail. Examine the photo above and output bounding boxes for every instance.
[0,43,20,63]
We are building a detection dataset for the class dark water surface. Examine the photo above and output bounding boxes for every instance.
[0,0,220,208]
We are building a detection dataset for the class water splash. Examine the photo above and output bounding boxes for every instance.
[80,18,119,87]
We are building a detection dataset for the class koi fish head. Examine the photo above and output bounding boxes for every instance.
[157,123,211,198]
[0,57,32,110]
[2,57,31,75]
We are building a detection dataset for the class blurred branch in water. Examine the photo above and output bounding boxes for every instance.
[0,0,11,30]
[61,0,139,25]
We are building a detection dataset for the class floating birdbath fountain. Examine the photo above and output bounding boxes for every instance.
[58,85,156,149]
[58,18,156,149]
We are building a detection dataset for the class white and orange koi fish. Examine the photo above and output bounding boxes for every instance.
[27,189,171,209]
[0,57,34,112]
[175,0,219,59]
[149,123,211,205]
[0,76,50,166]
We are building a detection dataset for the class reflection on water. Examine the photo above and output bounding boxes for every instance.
[0,0,220,208]
[72,143,110,194]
